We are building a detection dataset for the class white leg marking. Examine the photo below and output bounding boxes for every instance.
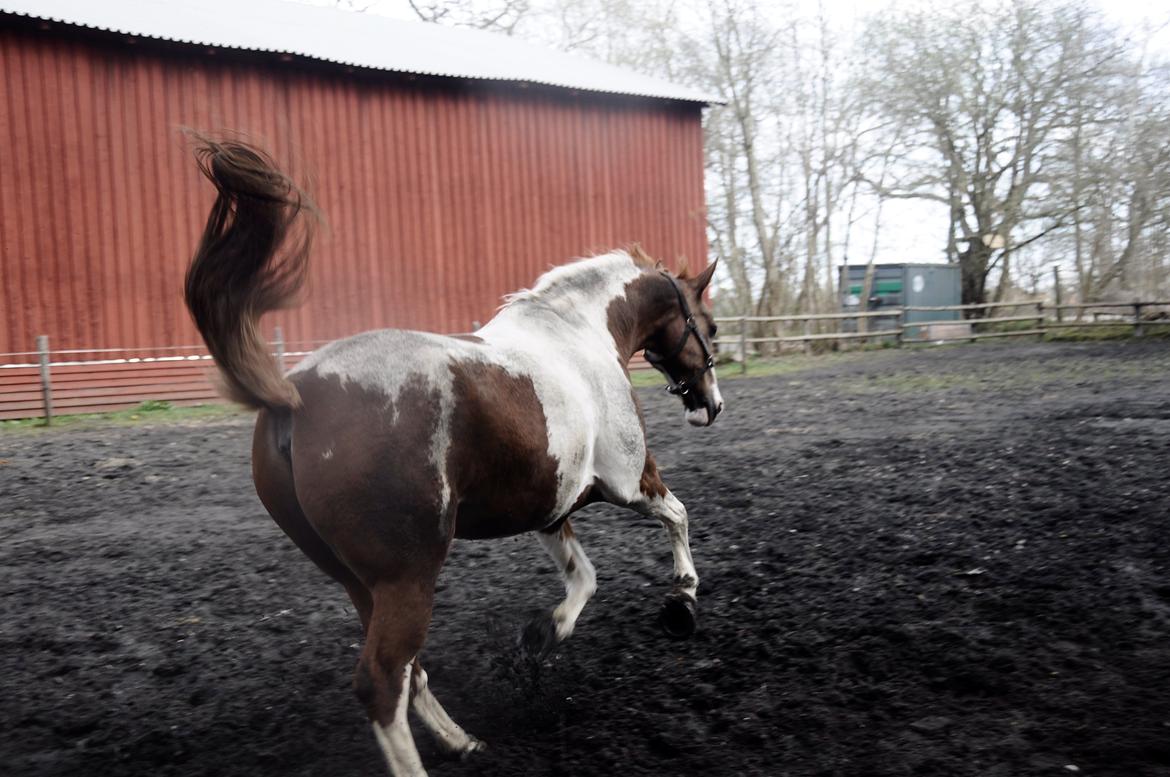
[639,491,699,600]
[410,662,485,757]
[537,522,598,641]
[372,662,427,777]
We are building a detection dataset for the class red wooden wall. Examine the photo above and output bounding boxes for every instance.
[0,22,708,364]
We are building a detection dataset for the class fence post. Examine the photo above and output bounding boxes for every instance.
[802,317,812,355]
[1052,266,1063,323]
[739,316,747,375]
[274,325,286,373]
[1037,301,1046,339]
[37,335,53,426]
[1134,303,1145,338]
[896,308,904,348]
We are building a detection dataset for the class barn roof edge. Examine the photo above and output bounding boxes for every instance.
[0,0,723,106]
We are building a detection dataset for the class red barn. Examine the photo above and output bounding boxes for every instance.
[0,0,712,418]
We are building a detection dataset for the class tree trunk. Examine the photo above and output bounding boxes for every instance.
[959,240,992,311]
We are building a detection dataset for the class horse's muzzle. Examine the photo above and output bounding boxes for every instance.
[708,395,724,423]
[685,398,723,427]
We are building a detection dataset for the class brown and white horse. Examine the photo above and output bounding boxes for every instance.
[184,140,723,776]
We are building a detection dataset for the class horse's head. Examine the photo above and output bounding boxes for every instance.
[643,261,724,427]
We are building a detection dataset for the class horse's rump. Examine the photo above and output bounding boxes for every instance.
[285,329,574,546]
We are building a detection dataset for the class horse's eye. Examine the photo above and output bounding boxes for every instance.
[710,323,718,338]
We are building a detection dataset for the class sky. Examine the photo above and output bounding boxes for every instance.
[298,0,1170,49]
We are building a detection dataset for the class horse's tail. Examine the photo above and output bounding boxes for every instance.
[184,136,316,411]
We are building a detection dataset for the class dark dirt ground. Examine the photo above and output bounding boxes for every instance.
[3,340,1170,777]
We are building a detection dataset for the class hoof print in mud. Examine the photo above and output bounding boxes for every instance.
[660,593,697,639]
[519,613,559,659]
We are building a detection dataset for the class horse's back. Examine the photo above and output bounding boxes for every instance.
[290,328,472,396]
[281,328,594,544]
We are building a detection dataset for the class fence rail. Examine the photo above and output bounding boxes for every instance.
[0,329,327,423]
[4,301,1170,422]
[715,300,1170,372]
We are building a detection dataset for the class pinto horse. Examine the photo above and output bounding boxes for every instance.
[184,139,723,776]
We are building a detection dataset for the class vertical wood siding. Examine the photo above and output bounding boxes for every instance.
[0,27,707,358]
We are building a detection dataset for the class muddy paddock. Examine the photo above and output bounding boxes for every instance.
[3,341,1170,777]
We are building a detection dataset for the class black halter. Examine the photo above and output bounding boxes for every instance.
[643,272,716,396]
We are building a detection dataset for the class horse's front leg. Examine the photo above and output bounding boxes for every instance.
[631,469,700,639]
[522,518,597,657]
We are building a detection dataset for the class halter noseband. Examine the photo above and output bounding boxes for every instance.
[643,272,716,396]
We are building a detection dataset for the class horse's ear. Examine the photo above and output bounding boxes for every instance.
[688,259,718,294]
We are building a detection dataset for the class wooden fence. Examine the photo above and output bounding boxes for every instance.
[3,302,1169,422]
[0,329,314,423]
[715,301,1170,371]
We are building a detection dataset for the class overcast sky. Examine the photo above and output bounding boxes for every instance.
[297,0,1170,47]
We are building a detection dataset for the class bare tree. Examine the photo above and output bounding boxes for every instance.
[790,7,865,313]
[857,0,1133,307]
[700,0,866,320]
[1049,55,1170,301]
[707,1,789,317]
[406,0,530,34]
[534,0,687,77]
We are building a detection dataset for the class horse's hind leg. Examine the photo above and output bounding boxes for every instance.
[409,658,484,758]
[524,519,597,655]
[355,578,435,776]
[252,409,373,630]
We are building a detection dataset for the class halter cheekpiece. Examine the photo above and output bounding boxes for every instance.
[643,271,716,396]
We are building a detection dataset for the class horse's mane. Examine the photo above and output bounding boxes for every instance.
[501,247,667,309]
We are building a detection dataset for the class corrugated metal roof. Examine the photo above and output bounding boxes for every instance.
[0,0,718,104]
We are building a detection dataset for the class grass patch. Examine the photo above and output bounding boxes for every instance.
[630,351,884,389]
[843,338,1170,395]
[845,372,986,393]
[0,401,249,434]
[976,318,1043,334]
[630,357,804,388]
[1046,323,1170,341]
[716,356,836,380]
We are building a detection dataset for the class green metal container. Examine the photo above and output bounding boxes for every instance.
[839,263,961,337]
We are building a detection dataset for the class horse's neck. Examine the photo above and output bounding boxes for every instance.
[481,256,654,364]
[603,273,673,363]
[482,294,623,364]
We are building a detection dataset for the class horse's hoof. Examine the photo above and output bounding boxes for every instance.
[459,738,486,760]
[659,593,697,639]
[519,613,558,659]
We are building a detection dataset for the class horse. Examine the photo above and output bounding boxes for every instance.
[183,139,724,777]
